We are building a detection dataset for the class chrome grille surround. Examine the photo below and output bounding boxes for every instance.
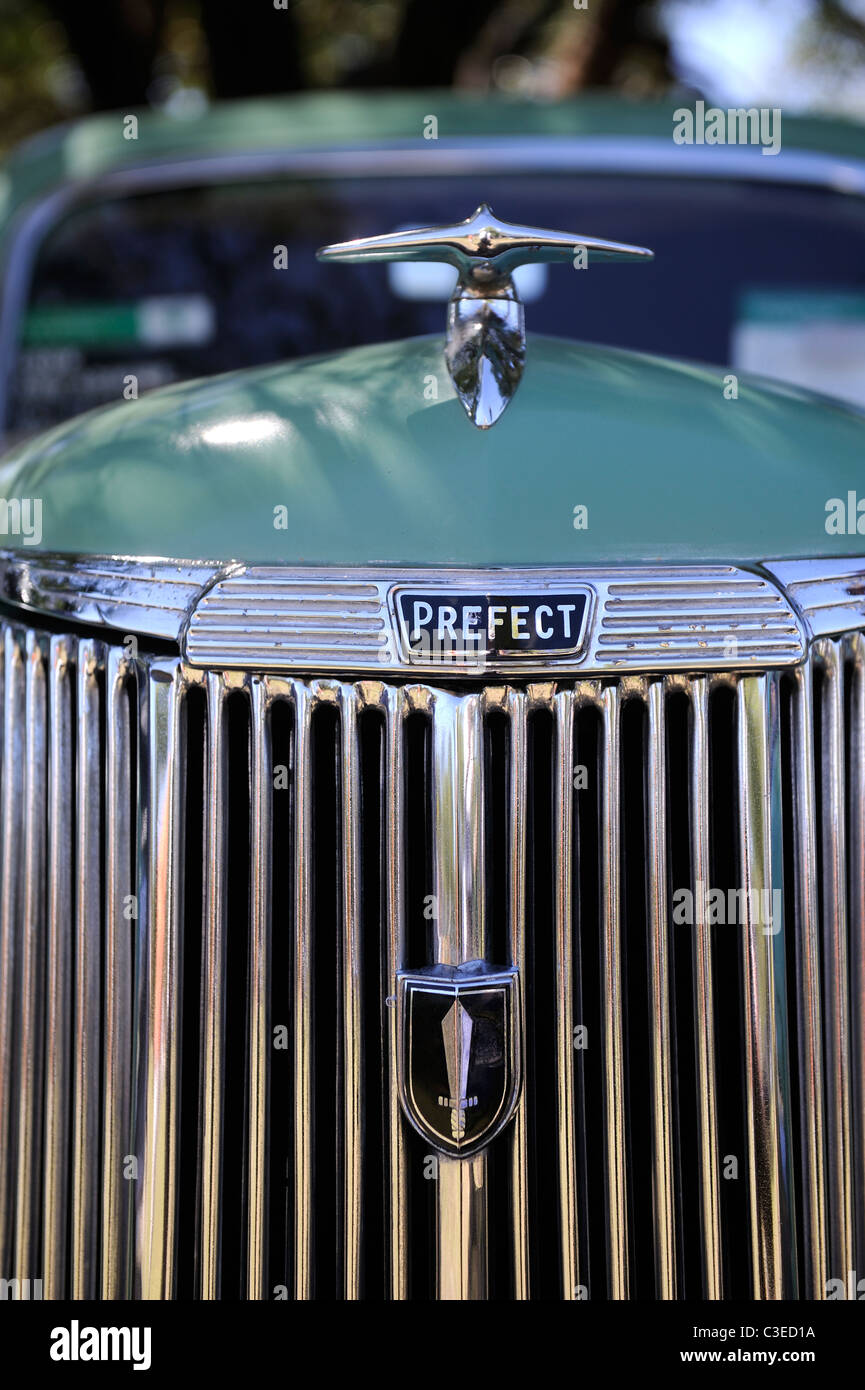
[0,555,863,1300]
[0,554,813,675]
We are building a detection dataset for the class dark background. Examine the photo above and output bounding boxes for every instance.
[1,0,865,152]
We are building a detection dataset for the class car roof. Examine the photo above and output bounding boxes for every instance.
[2,90,864,233]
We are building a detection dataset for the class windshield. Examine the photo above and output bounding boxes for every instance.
[9,170,865,437]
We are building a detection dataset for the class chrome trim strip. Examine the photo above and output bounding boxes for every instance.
[137,662,186,1299]
[15,134,857,193]
[339,683,364,1301]
[0,627,24,1276]
[101,647,135,1299]
[42,635,73,1299]
[766,559,865,639]
[815,640,854,1281]
[292,682,314,1300]
[737,674,797,1298]
[789,661,828,1297]
[247,677,272,1299]
[200,673,228,1300]
[0,554,222,641]
[506,688,530,1299]
[600,683,629,1299]
[647,679,676,1298]
[553,687,580,1298]
[847,634,865,1276]
[437,1156,487,1300]
[383,685,409,1301]
[430,690,488,1299]
[431,691,486,966]
[690,677,722,1299]
[23,551,865,669]
[71,638,103,1299]
[13,629,46,1282]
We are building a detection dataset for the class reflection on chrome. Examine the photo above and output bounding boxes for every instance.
[317,205,653,427]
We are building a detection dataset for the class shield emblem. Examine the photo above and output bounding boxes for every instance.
[397,965,521,1157]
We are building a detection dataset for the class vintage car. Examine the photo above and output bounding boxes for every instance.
[0,93,863,1303]
[2,89,865,444]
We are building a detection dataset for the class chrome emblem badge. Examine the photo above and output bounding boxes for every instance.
[397,964,520,1157]
[393,587,591,666]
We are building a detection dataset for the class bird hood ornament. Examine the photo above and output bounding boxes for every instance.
[316,204,654,428]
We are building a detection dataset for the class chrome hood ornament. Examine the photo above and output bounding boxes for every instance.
[317,204,653,428]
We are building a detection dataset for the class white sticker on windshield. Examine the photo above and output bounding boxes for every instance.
[137,295,215,348]
[732,289,865,409]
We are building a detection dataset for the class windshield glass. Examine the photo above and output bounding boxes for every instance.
[10,170,865,437]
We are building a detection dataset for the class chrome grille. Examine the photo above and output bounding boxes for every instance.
[0,616,863,1299]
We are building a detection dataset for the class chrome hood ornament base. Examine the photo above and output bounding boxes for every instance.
[317,204,653,427]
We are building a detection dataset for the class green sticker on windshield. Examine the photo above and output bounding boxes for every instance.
[21,295,215,349]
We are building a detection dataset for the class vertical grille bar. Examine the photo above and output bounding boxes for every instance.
[689,677,722,1298]
[647,680,676,1298]
[737,673,798,1298]
[199,673,228,1299]
[817,640,854,1280]
[137,662,186,1298]
[247,678,272,1298]
[71,639,103,1299]
[2,609,862,1304]
[553,687,579,1298]
[600,683,628,1299]
[0,628,25,1275]
[383,685,409,1300]
[431,692,486,965]
[339,685,363,1299]
[292,682,314,1299]
[101,648,134,1298]
[42,636,74,1300]
[506,688,530,1299]
[436,1159,487,1299]
[789,661,827,1296]
[848,634,865,1273]
[431,691,488,1300]
[13,631,47,1281]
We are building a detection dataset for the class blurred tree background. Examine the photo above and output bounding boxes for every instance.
[0,0,863,154]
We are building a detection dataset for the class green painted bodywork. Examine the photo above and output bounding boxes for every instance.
[1,334,863,566]
[1,92,864,569]
[1,89,864,244]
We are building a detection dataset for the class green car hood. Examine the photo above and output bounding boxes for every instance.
[0,334,862,567]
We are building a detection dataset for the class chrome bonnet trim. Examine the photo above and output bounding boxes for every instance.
[0,553,224,642]
[4,552,865,673]
[4,551,852,674]
[764,558,865,638]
